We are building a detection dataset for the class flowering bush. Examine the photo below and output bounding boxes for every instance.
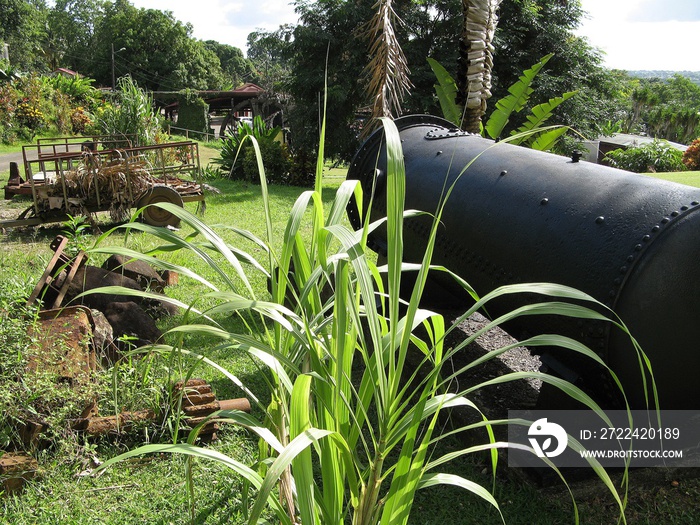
[682,138,700,171]
[15,100,45,130]
[70,107,93,134]
[0,73,102,143]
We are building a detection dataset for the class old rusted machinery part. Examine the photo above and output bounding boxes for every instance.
[346,114,700,410]
[2,137,204,229]
[27,235,87,309]
[0,453,39,494]
[102,254,167,293]
[136,184,184,227]
[71,409,156,436]
[27,306,97,383]
[173,379,251,441]
[3,161,24,199]
[69,379,251,440]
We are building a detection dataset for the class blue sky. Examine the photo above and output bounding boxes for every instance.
[128,0,700,71]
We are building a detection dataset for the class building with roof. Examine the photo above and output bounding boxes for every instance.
[581,133,688,164]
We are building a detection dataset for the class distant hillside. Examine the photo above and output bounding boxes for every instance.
[625,70,700,85]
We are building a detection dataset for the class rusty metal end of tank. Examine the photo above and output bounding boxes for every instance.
[595,216,605,224]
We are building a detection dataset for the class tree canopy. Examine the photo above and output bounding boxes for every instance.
[1,0,48,72]
[3,0,698,157]
[280,0,632,159]
[204,40,255,89]
[627,75,700,144]
[3,0,252,91]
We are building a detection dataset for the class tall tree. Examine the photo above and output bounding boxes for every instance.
[490,0,623,139]
[47,0,107,74]
[89,0,225,91]
[630,75,700,144]
[247,26,295,91]
[203,40,254,88]
[284,0,625,158]
[286,0,374,160]
[287,0,461,160]
[1,0,49,72]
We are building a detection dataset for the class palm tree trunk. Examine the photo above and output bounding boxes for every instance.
[457,0,502,133]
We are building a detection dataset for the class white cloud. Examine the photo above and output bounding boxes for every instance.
[577,0,700,71]
[628,0,700,22]
[129,0,298,54]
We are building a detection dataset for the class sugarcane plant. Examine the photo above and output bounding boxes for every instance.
[89,111,652,524]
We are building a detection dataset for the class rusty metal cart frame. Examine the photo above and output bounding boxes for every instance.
[2,136,204,228]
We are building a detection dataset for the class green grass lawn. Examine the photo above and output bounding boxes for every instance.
[644,170,700,187]
[3,145,700,524]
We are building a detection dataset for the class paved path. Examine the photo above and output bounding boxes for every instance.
[0,151,24,169]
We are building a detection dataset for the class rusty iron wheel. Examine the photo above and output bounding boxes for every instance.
[137,185,183,227]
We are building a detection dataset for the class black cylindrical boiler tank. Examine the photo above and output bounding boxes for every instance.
[346,115,700,410]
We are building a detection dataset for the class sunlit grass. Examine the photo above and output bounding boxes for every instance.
[647,170,700,187]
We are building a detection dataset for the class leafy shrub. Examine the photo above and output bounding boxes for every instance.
[213,115,290,183]
[604,140,686,173]
[242,139,290,184]
[199,165,221,180]
[50,91,73,135]
[5,75,50,140]
[43,74,100,109]
[176,89,210,139]
[286,147,316,187]
[15,100,45,130]
[597,119,624,137]
[0,73,87,142]
[682,138,700,170]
